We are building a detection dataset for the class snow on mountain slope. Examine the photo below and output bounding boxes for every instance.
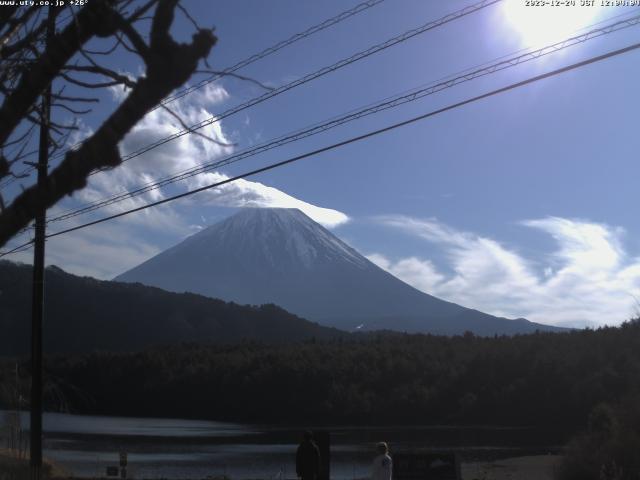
[200,208,367,269]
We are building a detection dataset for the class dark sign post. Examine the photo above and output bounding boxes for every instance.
[119,452,127,479]
[313,431,330,480]
[393,453,460,480]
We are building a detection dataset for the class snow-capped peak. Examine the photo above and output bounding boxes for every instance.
[204,208,366,269]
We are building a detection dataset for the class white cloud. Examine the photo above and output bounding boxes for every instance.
[4,205,166,280]
[367,254,444,293]
[189,171,348,228]
[36,81,348,278]
[370,215,640,327]
[523,217,624,275]
[75,82,348,229]
[44,224,161,280]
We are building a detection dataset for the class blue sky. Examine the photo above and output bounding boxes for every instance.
[4,0,640,327]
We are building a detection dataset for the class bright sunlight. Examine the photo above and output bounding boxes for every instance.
[503,0,604,46]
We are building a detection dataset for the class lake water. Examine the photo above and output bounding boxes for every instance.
[0,411,567,479]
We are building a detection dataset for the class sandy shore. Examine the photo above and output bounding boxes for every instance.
[462,454,562,480]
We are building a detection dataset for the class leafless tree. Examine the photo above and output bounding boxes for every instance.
[0,0,217,247]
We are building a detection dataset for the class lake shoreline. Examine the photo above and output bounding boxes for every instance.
[4,454,565,480]
[3,411,569,479]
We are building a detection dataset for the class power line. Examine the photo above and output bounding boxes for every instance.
[3,38,638,257]
[2,0,501,194]
[157,0,387,109]
[0,0,387,190]
[0,164,36,190]
[0,239,34,257]
[105,0,501,171]
[42,12,640,226]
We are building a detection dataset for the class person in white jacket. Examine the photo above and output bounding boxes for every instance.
[371,442,392,480]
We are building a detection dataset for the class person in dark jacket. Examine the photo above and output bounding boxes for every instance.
[296,430,320,480]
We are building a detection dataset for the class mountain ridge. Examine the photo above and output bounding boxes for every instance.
[0,260,343,355]
[116,208,565,335]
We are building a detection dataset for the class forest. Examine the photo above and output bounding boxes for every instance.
[2,320,639,429]
[4,320,640,479]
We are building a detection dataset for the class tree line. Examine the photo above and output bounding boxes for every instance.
[2,321,640,429]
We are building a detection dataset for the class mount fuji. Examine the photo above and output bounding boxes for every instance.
[115,208,563,335]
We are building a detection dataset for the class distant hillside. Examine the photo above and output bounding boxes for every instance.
[117,208,566,335]
[0,261,343,356]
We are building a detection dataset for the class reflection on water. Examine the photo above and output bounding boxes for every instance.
[44,445,311,480]
[0,411,567,479]
[6,410,258,437]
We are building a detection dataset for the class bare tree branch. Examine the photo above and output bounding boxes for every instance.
[160,104,234,148]
[0,1,119,147]
[1,14,48,60]
[116,17,150,59]
[2,123,36,149]
[64,64,137,88]
[51,93,99,103]
[195,69,274,92]
[51,103,93,115]
[127,0,159,23]
[0,0,217,246]
[177,3,201,31]
[0,7,36,52]
[82,38,120,56]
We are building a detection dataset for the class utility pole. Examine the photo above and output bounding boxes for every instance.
[30,6,54,480]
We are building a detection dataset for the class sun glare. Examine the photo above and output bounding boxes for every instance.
[503,0,603,46]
